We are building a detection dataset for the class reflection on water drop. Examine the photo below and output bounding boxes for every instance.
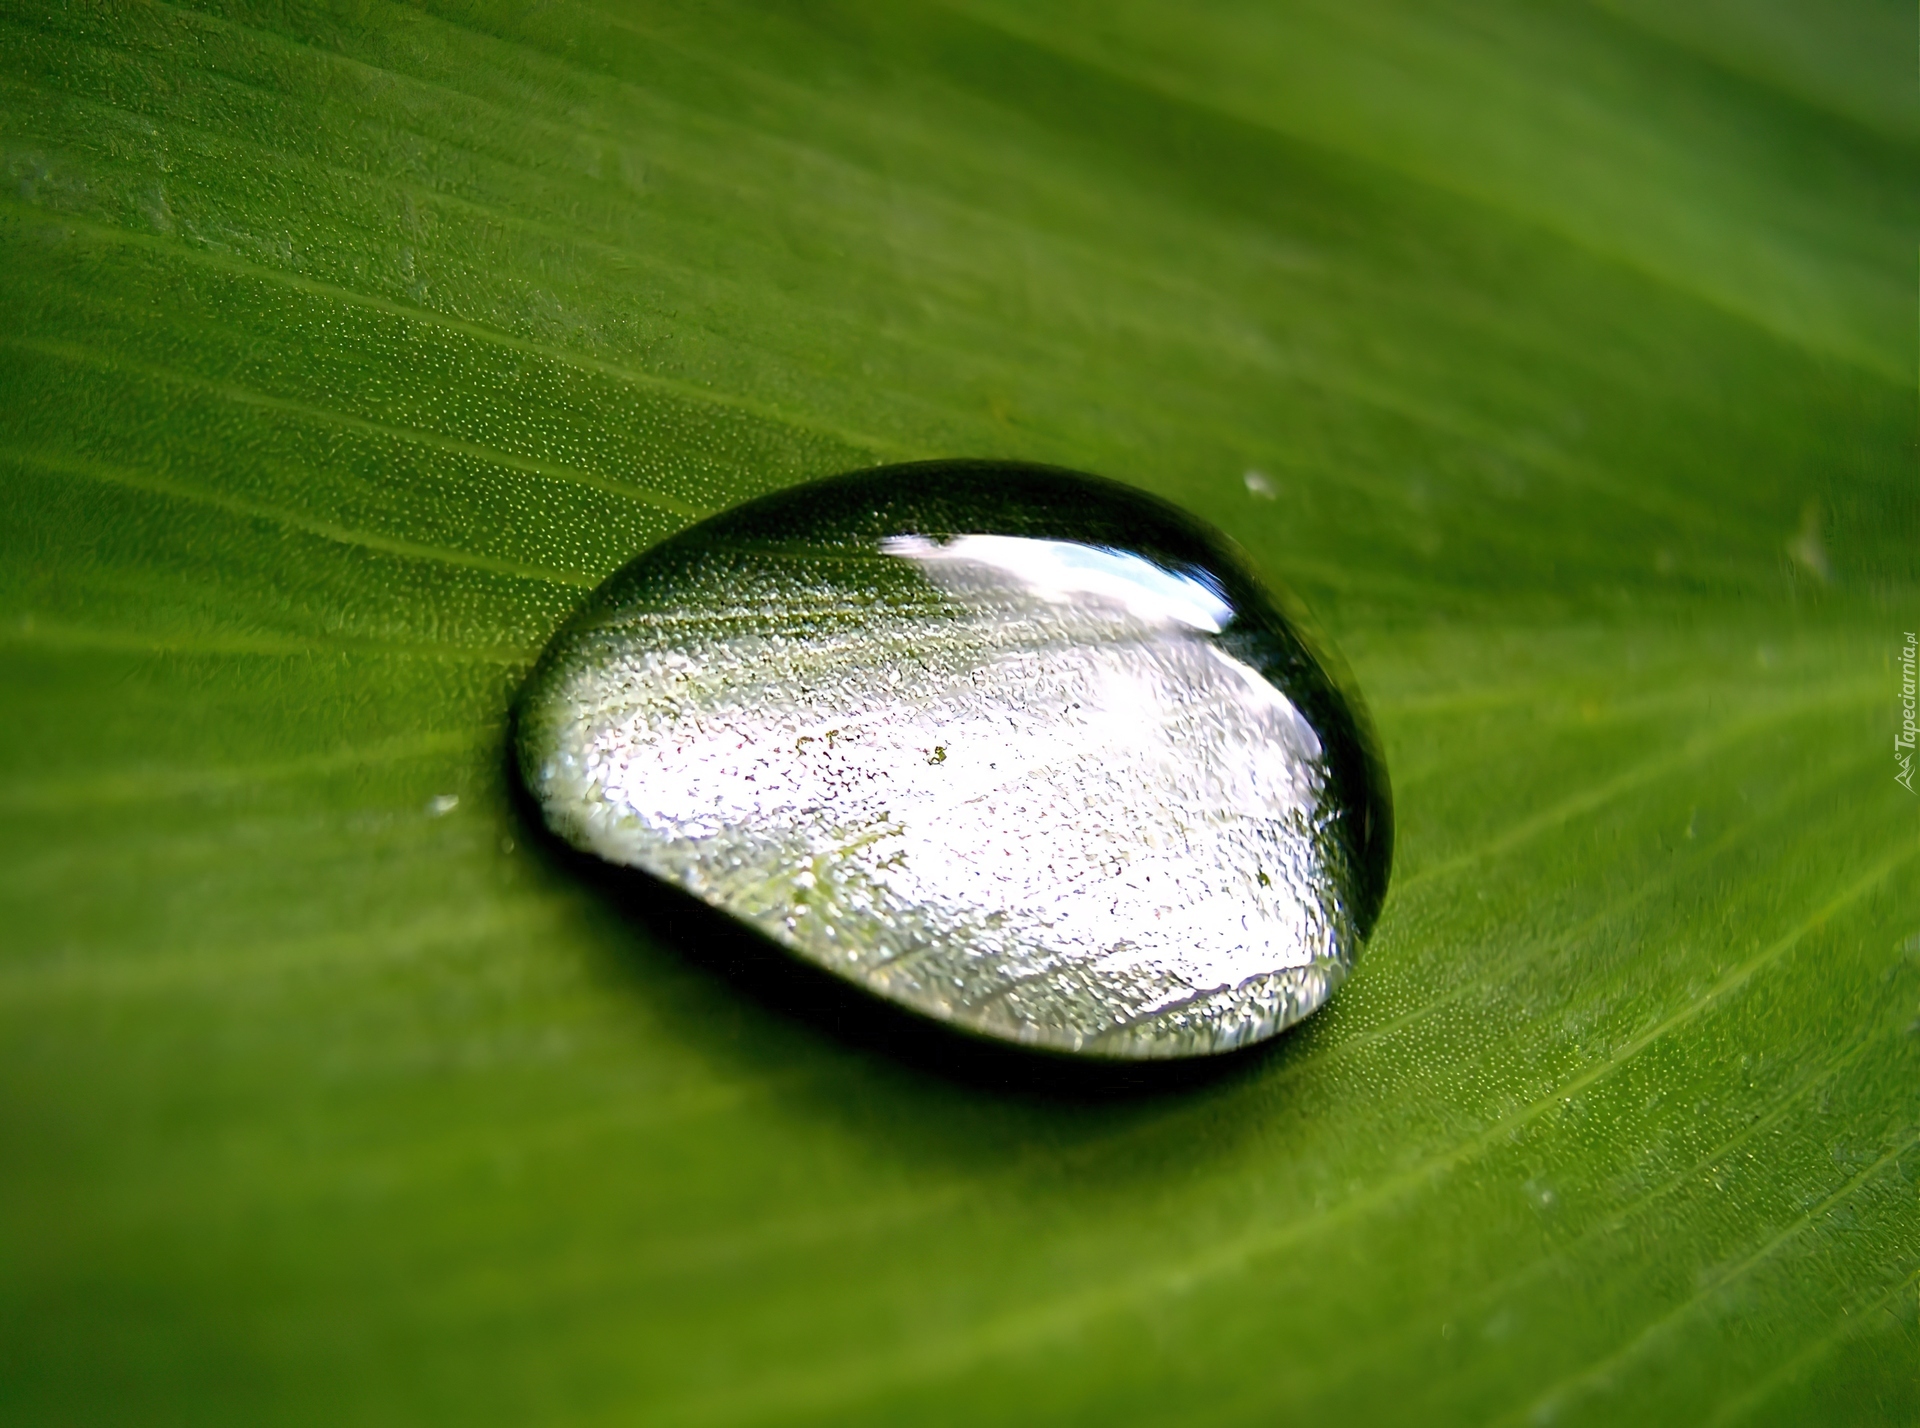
[515,461,1391,1059]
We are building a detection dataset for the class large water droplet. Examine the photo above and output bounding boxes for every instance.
[515,461,1390,1059]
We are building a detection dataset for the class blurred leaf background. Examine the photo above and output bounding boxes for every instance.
[1,0,1915,1422]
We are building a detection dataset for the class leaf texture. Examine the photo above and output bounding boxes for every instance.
[0,1,1915,1423]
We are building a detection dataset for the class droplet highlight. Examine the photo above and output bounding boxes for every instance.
[515,461,1391,1059]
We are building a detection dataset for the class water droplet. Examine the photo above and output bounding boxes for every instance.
[515,462,1391,1059]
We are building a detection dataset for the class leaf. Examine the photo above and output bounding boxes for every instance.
[1,1,1914,1423]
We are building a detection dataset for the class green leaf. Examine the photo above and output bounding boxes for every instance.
[2,1,1914,1422]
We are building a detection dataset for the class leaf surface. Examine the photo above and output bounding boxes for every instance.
[1,2,1915,1423]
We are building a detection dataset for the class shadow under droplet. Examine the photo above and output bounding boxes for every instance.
[504,750,1284,1104]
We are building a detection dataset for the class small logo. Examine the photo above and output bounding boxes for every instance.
[1898,631,1916,793]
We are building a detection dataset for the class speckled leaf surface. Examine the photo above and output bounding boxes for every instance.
[1,2,1915,1423]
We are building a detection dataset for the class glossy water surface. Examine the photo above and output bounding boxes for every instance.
[515,462,1390,1058]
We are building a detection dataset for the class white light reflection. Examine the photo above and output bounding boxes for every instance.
[882,534,1233,632]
